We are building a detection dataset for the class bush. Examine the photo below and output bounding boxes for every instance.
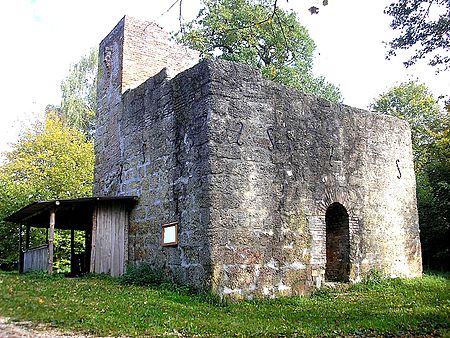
[350,269,405,292]
[311,287,333,299]
[361,268,387,286]
[118,264,166,287]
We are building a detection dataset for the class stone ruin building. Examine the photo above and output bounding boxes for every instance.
[7,15,422,299]
[91,15,422,298]
[6,16,422,298]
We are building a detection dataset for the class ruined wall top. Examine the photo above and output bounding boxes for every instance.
[99,15,199,94]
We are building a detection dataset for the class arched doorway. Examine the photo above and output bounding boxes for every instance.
[325,202,350,282]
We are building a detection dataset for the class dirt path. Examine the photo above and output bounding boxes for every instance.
[0,317,89,338]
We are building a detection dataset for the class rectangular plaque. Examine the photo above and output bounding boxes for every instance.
[162,222,178,246]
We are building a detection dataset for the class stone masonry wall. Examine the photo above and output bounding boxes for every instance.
[119,64,213,289]
[95,18,125,196]
[204,60,422,298]
[95,16,422,298]
[95,16,206,289]
[95,16,198,197]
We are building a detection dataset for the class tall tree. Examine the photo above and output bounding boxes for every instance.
[371,82,449,270]
[385,0,450,72]
[0,113,94,269]
[177,0,342,102]
[60,48,98,135]
[370,81,444,165]
[419,128,450,270]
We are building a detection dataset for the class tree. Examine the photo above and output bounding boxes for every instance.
[370,81,445,165]
[60,48,98,135]
[370,82,449,270]
[0,113,94,270]
[385,0,450,72]
[419,128,450,270]
[177,0,342,102]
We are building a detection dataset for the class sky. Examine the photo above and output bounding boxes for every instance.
[0,0,448,155]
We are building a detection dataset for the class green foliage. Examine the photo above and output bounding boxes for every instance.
[0,271,448,336]
[370,82,449,270]
[418,128,450,270]
[385,0,450,72]
[177,0,342,102]
[119,264,167,287]
[357,269,392,289]
[1,114,94,200]
[370,81,444,160]
[60,48,98,135]
[311,287,332,300]
[0,114,94,269]
[52,230,86,273]
[118,265,224,306]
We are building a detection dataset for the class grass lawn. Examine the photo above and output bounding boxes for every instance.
[0,271,448,337]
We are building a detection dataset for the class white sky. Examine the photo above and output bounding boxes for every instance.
[0,0,448,155]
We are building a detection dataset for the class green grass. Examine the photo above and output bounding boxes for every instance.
[0,271,448,337]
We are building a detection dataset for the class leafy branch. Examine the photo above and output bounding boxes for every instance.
[385,0,450,72]
[175,0,341,103]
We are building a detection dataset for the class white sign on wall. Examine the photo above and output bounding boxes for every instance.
[162,222,178,246]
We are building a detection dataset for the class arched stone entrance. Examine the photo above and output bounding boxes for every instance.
[325,202,350,282]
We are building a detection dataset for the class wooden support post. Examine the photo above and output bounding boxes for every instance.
[70,228,75,275]
[84,223,91,274]
[18,224,23,273]
[25,225,30,250]
[48,209,55,274]
[90,205,98,273]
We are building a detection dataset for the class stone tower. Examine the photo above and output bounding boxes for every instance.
[94,16,199,196]
[94,16,422,298]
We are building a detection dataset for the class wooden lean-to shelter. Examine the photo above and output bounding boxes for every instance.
[4,196,137,276]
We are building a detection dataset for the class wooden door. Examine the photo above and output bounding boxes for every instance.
[90,201,128,276]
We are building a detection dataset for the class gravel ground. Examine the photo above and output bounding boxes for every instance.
[0,317,89,338]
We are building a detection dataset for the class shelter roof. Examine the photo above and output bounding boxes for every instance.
[4,196,138,230]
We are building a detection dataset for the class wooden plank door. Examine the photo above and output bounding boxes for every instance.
[91,202,127,276]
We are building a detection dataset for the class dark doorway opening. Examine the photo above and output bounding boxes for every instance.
[325,202,350,282]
